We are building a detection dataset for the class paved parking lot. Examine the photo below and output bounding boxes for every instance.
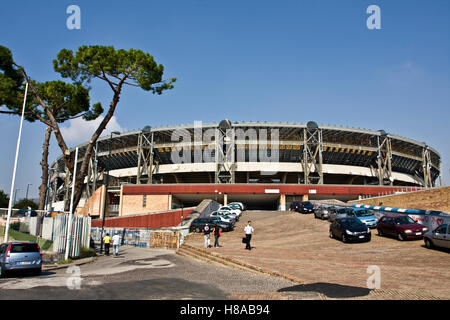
[185,210,450,299]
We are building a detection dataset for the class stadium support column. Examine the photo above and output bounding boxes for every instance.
[422,146,432,188]
[279,194,286,211]
[137,127,154,185]
[376,131,393,186]
[302,122,323,185]
[215,119,235,184]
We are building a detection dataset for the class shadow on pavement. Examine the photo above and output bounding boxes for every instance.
[278,282,372,298]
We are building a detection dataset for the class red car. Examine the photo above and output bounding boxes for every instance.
[376,214,429,241]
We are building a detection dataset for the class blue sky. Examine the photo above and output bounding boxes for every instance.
[0,0,449,200]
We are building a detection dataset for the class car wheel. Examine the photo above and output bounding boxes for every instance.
[33,268,42,276]
[0,266,7,278]
[329,230,334,239]
[196,227,201,233]
[424,238,433,249]
[342,234,348,243]
[377,228,383,236]
[398,233,404,241]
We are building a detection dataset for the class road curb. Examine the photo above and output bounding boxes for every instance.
[43,257,96,271]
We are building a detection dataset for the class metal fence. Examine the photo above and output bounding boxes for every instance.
[52,214,91,257]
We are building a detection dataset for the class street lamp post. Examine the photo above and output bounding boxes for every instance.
[26,183,32,200]
[13,189,21,206]
[100,131,121,254]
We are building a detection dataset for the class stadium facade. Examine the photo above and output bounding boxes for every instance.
[48,120,442,216]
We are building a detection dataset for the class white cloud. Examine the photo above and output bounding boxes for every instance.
[60,116,126,146]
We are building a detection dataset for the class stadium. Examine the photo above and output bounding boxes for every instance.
[47,120,442,216]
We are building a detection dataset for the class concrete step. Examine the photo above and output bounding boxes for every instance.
[177,246,262,274]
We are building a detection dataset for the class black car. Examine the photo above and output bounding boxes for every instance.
[329,217,371,243]
[190,217,234,233]
[300,201,314,214]
[290,201,300,212]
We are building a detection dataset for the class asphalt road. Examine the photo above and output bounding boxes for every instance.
[0,246,304,300]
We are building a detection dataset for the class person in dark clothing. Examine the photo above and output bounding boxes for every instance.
[213,224,221,248]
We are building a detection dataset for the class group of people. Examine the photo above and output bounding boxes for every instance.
[203,220,255,250]
[102,232,121,256]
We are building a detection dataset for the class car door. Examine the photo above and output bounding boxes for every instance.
[433,224,448,248]
[445,225,450,249]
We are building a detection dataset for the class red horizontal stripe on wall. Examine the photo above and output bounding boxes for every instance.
[122,184,410,196]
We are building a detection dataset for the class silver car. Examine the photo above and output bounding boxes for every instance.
[424,224,450,250]
[314,205,333,220]
[0,242,42,277]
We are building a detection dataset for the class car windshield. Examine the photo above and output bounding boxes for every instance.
[394,216,415,225]
[354,210,373,217]
[302,202,313,207]
[341,219,365,228]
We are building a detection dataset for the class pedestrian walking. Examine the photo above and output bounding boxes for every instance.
[204,223,211,248]
[213,224,221,248]
[112,232,121,257]
[244,221,254,250]
[103,233,111,256]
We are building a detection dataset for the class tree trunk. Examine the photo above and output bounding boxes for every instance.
[64,84,123,212]
[38,125,52,211]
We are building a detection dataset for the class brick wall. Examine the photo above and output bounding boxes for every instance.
[120,194,171,216]
[350,186,450,213]
[76,185,104,217]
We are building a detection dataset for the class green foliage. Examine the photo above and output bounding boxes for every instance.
[9,221,20,231]
[13,198,38,210]
[0,46,25,110]
[34,80,103,121]
[53,45,176,94]
[78,246,97,259]
[0,226,53,252]
[0,190,9,208]
[56,258,73,265]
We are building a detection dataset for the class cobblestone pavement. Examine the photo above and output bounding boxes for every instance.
[0,246,314,300]
[184,210,450,300]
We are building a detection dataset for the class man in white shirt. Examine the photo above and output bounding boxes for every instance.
[112,232,121,257]
[244,221,254,250]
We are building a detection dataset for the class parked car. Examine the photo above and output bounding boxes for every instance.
[329,207,352,222]
[0,242,42,277]
[314,205,333,220]
[329,217,371,243]
[376,214,429,241]
[228,202,245,211]
[219,206,241,218]
[424,224,450,250]
[348,208,378,229]
[300,201,315,214]
[190,217,234,233]
[210,211,236,224]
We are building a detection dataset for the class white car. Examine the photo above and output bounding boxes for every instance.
[220,205,242,218]
[210,211,235,224]
[229,202,245,211]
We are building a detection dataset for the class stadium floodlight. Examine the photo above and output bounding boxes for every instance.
[142,125,151,133]
[378,129,388,137]
[307,121,319,130]
[219,119,232,130]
